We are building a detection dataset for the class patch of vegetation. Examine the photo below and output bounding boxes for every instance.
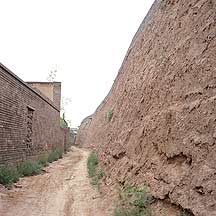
[179,210,192,216]
[38,154,49,167]
[114,185,153,216]
[107,110,114,122]
[47,148,64,163]
[91,169,106,186]
[87,152,98,177]
[87,152,105,187]
[0,148,64,187]
[17,160,42,177]
[60,116,68,128]
[55,148,64,159]
[0,166,20,186]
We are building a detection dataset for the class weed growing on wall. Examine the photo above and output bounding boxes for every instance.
[107,110,114,122]
[114,185,153,216]
[179,210,193,216]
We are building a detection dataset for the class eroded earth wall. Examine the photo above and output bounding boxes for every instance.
[77,0,216,215]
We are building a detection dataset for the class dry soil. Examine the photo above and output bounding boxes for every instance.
[0,147,111,216]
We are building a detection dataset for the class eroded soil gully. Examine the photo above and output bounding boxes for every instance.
[0,147,112,216]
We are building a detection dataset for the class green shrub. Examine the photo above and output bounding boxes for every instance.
[47,148,64,163]
[60,117,68,128]
[17,160,42,177]
[91,169,106,186]
[38,154,49,167]
[56,148,64,159]
[0,166,20,185]
[131,187,152,209]
[87,152,98,178]
[0,149,64,187]
[0,148,65,187]
[48,152,58,162]
[115,185,152,216]
[97,169,106,179]
[179,210,192,216]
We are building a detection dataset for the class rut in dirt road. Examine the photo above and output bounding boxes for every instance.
[0,147,110,216]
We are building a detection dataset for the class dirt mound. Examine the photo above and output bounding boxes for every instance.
[76,0,216,215]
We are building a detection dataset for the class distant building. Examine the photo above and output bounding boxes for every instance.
[26,82,61,110]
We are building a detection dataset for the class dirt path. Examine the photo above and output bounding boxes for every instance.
[0,147,111,216]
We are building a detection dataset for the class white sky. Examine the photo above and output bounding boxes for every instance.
[0,0,154,128]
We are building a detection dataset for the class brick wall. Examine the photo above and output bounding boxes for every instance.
[53,82,61,111]
[0,63,68,165]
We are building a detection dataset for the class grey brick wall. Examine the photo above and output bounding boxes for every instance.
[0,63,68,165]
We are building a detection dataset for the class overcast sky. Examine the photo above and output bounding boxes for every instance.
[0,0,154,127]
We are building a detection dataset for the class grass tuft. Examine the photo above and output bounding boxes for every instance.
[87,152,99,177]
[17,160,42,177]
[0,166,20,186]
[107,110,114,122]
[87,152,105,187]
[114,185,152,216]
[91,169,106,186]
[179,210,192,216]
[47,148,63,163]
[56,148,64,159]
[0,148,64,187]
[38,154,49,167]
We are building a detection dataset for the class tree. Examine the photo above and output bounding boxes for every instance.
[46,68,72,127]
[60,97,72,127]
[46,69,57,82]
[61,97,72,114]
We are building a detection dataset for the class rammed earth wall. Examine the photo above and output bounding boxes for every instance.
[76,0,216,215]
